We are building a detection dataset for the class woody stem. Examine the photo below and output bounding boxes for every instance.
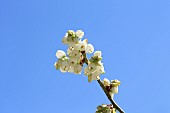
[82,51,124,113]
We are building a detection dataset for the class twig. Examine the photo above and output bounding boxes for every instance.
[82,51,125,113]
[97,80,124,113]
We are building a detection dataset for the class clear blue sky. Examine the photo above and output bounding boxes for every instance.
[0,0,170,113]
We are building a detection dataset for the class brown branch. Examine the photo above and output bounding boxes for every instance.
[81,51,124,113]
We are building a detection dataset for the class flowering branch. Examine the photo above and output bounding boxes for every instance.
[97,80,124,113]
[54,30,124,113]
[82,52,124,113]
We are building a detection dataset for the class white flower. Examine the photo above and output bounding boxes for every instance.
[67,37,79,45]
[67,36,74,43]
[62,36,68,44]
[74,64,82,74]
[70,50,81,58]
[56,50,66,59]
[103,78,110,86]
[88,63,96,72]
[75,30,84,38]
[96,64,105,74]
[68,66,74,73]
[110,86,118,94]
[60,67,67,73]
[111,79,121,86]
[68,43,78,50]
[54,60,62,69]
[91,74,100,81]
[109,92,114,99]
[102,104,107,107]
[91,71,100,80]
[85,62,104,81]
[68,57,78,67]
[84,66,89,75]
[78,39,87,51]
[86,44,94,54]
[73,37,79,44]
[62,33,68,44]
[60,60,70,72]
[67,46,74,56]
[100,67,105,74]
[94,51,102,58]
[84,66,92,76]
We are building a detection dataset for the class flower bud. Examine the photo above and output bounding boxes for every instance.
[110,86,118,94]
[103,78,110,86]
[56,50,66,59]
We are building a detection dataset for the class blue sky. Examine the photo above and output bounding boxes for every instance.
[0,0,170,113]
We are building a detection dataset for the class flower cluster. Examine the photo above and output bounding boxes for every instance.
[62,30,94,53]
[103,78,121,99]
[54,30,123,113]
[54,30,104,82]
[84,51,105,82]
[96,104,116,113]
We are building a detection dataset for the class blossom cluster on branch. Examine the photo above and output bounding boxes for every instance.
[103,78,120,99]
[96,104,116,113]
[54,30,122,113]
[54,30,105,82]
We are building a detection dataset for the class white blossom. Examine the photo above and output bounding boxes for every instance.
[67,46,74,56]
[84,66,90,76]
[54,60,62,69]
[55,30,108,83]
[88,63,97,72]
[74,64,82,74]
[111,86,118,94]
[86,44,94,54]
[62,36,68,44]
[91,71,100,80]
[72,37,79,44]
[68,57,78,67]
[109,92,114,99]
[75,30,84,38]
[70,50,81,58]
[60,67,67,73]
[96,64,105,74]
[62,33,68,44]
[111,79,121,86]
[68,66,74,73]
[94,51,102,58]
[78,39,87,51]
[91,75,100,81]
[66,37,79,45]
[60,60,70,72]
[102,104,107,107]
[103,78,110,86]
[85,60,105,82]
[56,50,66,59]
